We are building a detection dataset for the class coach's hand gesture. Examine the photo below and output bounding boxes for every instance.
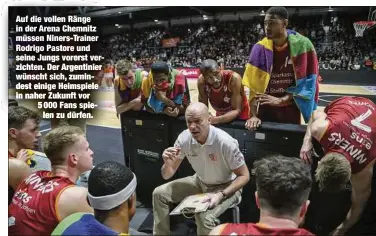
[161,147,182,180]
[162,147,181,166]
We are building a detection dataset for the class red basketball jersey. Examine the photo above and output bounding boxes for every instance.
[258,43,301,124]
[9,171,75,235]
[204,70,250,120]
[219,223,315,235]
[319,96,376,174]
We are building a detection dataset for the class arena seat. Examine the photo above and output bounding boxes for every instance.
[120,111,375,235]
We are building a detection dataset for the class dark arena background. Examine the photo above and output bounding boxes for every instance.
[8,6,376,236]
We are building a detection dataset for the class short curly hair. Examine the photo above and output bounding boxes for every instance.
[266,6,289,20]
[88,161,135,223]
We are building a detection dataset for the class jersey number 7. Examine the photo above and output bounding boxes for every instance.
[351,109,372,133]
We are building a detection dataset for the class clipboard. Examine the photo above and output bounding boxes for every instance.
[170,194,210,216]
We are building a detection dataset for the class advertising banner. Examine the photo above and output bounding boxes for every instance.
[177,68,200,79]
[162,37,180,47]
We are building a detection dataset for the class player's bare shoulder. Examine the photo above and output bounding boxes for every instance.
[231,71,242,81]
[141,70,149,78]
[59,185,88,203]
[57,185,92,219]
[225,72,241,94]
[113,76,120,86]
[197,74,205,85]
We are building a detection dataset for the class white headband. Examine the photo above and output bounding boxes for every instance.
[88,173,137,210]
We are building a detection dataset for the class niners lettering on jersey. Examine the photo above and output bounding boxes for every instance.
[8,171,74,236]
[319,96,376,174]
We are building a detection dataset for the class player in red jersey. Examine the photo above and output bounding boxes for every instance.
[8,126,94,236]
[198,59,250,125]
[244,7,318,131]
[300,96,376,235]
[8,106,41,160]
[8,106,53,205]
[210,155,314,235]
[141,61,190,117]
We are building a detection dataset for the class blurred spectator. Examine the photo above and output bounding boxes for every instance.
[8,12,376,89]
[100,14,375,71]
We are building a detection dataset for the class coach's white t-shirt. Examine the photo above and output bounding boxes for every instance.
[174,126,245,185]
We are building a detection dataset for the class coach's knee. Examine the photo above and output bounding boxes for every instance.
[153,185,164,198]
[195,211,220,230]
[153,183,170,204]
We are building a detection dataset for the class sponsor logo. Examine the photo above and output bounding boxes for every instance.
[349,131,372,150]
[14,190,32,204]
[177,68,200,78]
[265,87,286,94]
[209,154,217,161]
[137,149,159,159]
[348,100,375,111]
[179,70,199,76]
[234,150,244,163]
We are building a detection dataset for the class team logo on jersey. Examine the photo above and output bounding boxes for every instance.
[223,95,230,103]
[209,154,217,161]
